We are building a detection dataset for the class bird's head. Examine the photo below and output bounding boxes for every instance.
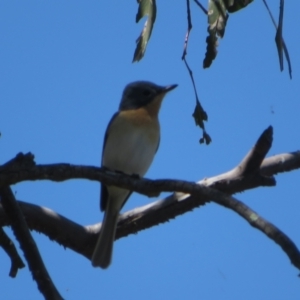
[119,81,178,112]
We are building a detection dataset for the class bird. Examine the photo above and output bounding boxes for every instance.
[91,81,178,269]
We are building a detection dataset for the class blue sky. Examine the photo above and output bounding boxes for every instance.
[1,1,300,299]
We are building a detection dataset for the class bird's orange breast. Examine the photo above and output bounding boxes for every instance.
[103,105,161,176]
[119,94,163,126]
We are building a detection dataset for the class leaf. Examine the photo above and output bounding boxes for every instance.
[275,0,284,72]
[133,0,157,62]
[192,99,207,128]
[262,0,292,78]
[203,0,254,68]
[225,0,254,13]
[282,39,292,79]
[200,131,212,145]
[192,100,212,145]
[203,0,228,68]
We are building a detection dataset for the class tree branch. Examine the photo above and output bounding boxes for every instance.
[262,0,292,78]
[193,0,207,14]
[260,151,300,176]
[0,127,300,272]
[1,177,300,271]
[0,227,25,277]
[182,0,211,145]
[0,187,63,300]
[212,194,300,271]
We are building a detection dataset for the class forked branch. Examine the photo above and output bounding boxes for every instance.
[0,127,300,272]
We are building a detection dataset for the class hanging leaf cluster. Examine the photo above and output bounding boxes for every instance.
[203,0,253,68]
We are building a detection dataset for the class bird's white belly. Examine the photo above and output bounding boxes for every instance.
[103,124,159,177]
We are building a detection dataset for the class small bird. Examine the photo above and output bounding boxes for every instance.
[91,81,177,268]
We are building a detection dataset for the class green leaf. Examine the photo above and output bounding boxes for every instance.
[203,0,255,68]
[224,0,254,13]
[203,0,228,68]
[133,0,157,62]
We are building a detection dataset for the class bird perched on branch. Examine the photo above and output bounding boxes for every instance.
[92,81,178,269]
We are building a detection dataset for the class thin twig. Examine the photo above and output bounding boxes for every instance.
[214,194,300,271]
[183,59,201,103]
[262,0,292,78]
[181,0,197,97]
[193,0,208,14]
[262,0,277,27]
[181,0,210,144]
[0,227,25,277]
[182,0,192,60]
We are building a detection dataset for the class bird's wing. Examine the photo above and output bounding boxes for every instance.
[155,136,160,153]
[100,112,119,212]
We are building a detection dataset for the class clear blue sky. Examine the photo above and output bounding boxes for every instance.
[1,1,300,299]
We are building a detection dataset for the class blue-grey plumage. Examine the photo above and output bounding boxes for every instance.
[91,81,177,269]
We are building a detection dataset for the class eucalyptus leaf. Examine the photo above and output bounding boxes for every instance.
[133,0,157,62]
[203,0,228,68]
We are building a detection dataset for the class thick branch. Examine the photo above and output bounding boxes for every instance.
[0,200,93,259]
[0,149,299,267]
[1,184,300,272]
[0,128,278,196]
[0,187,63,300]
[0,128,300,272]
[260,151,300,176]
[115,151,300,240]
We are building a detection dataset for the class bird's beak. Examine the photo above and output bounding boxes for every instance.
[163,84,178,93]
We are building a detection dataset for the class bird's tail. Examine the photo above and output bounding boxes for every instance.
[91,206,119,269]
